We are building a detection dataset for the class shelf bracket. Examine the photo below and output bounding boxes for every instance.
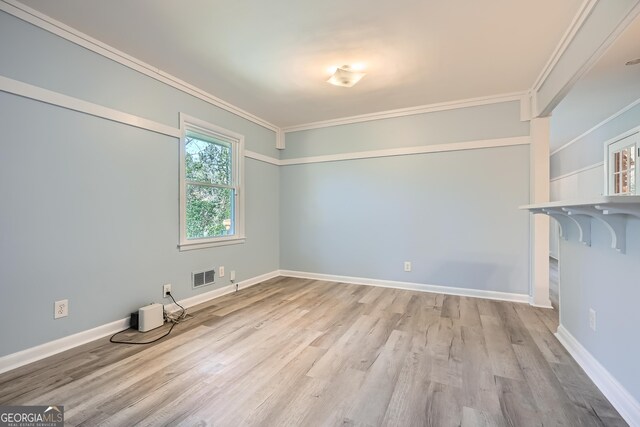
[521,196,640,255]
[595,205,640,219]
[565,207,626,253]
[558,208,592,246]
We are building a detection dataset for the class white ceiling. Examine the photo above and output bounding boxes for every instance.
[20,0,584,128]
[550,14,640,151]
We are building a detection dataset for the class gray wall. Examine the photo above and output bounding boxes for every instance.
[551,102,640,179]
[282,101,527,159]
[281,102,531,294]
[550,80,640,402]
[0,11,279,357]
[559,219,640,402]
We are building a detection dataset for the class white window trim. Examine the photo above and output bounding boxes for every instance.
[179,113,245,251]
[604,128,639,196]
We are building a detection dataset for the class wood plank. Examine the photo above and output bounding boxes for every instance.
[0,278,626,426]
[494,375,543,427]
[381,335,433,426]
[481,314,525,380]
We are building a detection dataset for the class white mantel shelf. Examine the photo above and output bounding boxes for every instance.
[520,196,640,254]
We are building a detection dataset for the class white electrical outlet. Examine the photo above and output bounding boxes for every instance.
[589,308,597,331]
[219,266,225,277]
[163,284,172,298]
[404,261,412,272]
[230,270,236,281]
[54,299,68,319]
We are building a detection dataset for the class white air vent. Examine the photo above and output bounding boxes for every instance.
[192,268,216,288]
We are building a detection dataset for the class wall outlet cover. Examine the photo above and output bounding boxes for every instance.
[54,299,68,319]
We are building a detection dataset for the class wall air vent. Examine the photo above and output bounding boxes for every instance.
[192,268,216,288]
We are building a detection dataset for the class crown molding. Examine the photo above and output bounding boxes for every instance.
[530,0,640,117]
[282,92,527,133]
[531,0,598,93]
[0,0,279,135]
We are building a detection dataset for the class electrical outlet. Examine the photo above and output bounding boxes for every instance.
[404,261,412,272]
[163,284,172,298]
[230,270,236,281]
[589,308,597,331]
[219,266,225,277]
[54,299,68,319]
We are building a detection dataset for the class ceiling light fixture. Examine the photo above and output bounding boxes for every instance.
[625,58,640,66]
[326,65,366,87]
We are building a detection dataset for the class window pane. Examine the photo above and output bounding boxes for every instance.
[186,184,234,239]
[621,149,629,171]
[630,167,636,194]
[615,172,621,193]
[185,135,232,185]
[622,171,629,194]
[614,152,621,173]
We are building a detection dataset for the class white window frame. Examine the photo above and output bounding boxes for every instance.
[604,129,639,196]
[179,113,245,251]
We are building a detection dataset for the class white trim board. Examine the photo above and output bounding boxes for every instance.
[162,270,280,315]
[280,136,530,166]
[0,76,525,167]
[556,326,640,426]
[0,270,280,375]
[282,92,526,133]
[533,2,640,117]
[279,270,530,304]
[0,75,181,138]
[550,161,604,182]
[551,98,640,156]
[0,317,129,376]
[531,0,598,92]
[0,0,279,134]
[0,75,283,166]
[244,150,281,166]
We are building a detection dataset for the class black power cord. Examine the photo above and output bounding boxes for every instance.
[109,293,186,345]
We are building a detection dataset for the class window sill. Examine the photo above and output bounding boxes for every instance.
[178,236,246,251]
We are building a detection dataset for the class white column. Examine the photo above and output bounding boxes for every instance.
[530,117,552,308]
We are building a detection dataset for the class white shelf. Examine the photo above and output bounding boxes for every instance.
[520,196,640,254]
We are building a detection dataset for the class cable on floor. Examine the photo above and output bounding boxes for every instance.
[109,293,193,345]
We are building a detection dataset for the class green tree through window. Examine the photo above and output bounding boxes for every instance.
[179,115,244,250]
[185,132,234,239]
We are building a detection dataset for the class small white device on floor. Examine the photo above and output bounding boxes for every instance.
[138,303,164,332]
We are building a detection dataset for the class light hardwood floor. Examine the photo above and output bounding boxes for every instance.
[0,277,626,426]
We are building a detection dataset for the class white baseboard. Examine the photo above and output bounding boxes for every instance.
[0,270,280,375]
[278,270,530,304]
[0,269,529,375]
[555,325,640,426]
[0,317,129,375]
[162,270,280,313]
[528,296,554,309]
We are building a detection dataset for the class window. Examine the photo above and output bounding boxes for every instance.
[179,114,244,250]
[607,132,638,195]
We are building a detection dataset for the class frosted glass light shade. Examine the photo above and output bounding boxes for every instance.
[327,66,366,87]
